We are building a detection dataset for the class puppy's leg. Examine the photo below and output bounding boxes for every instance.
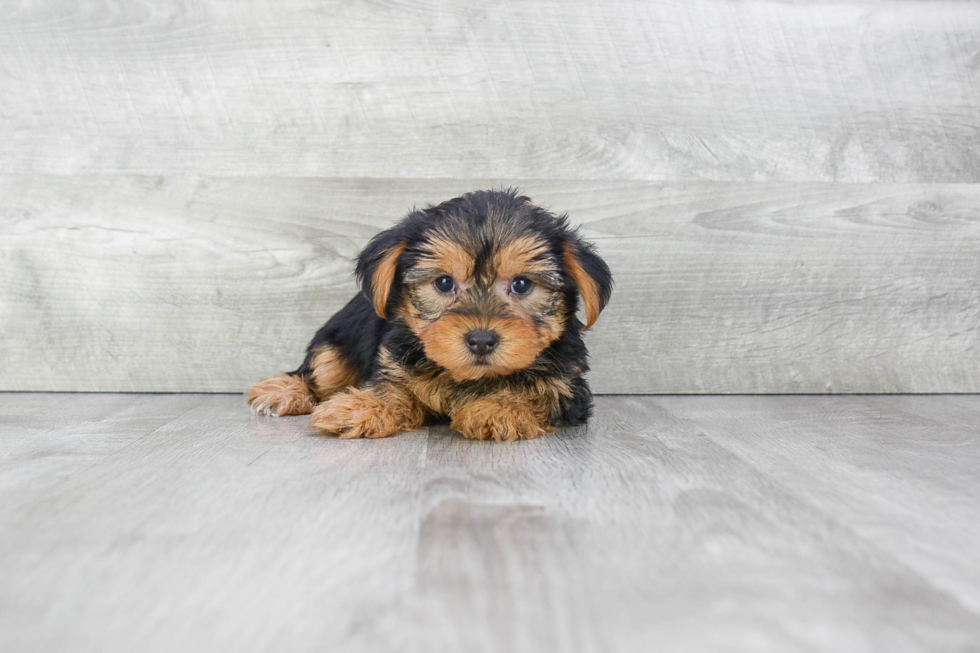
[310,382,426,439]
[450,392,556,442]
[247,374,318,416]
[292,294,385,394]
[248,342,361,416]
[307,345,361,401]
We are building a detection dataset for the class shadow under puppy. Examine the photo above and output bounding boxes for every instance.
[248,189,612,441]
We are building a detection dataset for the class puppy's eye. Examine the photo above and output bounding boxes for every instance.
[434,275,456,293]
[510,276,533,295]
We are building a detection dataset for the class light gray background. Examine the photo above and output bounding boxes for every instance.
[2,0,979,393]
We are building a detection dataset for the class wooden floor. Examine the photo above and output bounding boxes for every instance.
[1,394,979,652]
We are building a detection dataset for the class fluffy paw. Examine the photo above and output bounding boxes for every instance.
[451,397,553,442]
[247,375,317,416]
[309,387,422,439]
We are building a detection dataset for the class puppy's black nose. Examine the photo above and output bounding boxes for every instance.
[465,329,499,356]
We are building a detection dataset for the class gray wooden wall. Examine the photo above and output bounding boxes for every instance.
[2,0,978,394]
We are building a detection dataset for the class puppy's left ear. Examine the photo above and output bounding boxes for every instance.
[355,227,407,318]
[562,234,613,330]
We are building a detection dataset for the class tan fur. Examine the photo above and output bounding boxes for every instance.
[375,348,454,415]
[494,235,554,281]
[309,346,360,400]
[529,374,575,412]
[309,382,427,439]
[371,241,407,318]
[419,236,475,283]
[491,314,555,372]
[563,243,602,330]
[372,347,570,428]
[417,313,488,380]
[394,295,426,334]
[450,391,555,442]
[398,272,458,324]
[247,374,318,416]
[419,312,550,381]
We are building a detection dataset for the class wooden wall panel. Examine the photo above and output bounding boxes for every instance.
[1,0,979,181]
[3,0,979,393]
[2,177,977,393]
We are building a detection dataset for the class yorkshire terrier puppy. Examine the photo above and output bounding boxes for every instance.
[247,189,612,441]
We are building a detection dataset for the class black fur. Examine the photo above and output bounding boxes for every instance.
[292,294,385,381]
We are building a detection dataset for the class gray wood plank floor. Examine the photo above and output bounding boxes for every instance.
[1,393,979,653]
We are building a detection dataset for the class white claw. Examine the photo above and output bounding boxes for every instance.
[249,401,279,417]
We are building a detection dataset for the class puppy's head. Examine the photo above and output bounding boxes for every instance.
[356,190,612,381]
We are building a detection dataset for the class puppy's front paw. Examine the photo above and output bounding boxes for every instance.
[451,397,553,442]
[309,387,423,439]
[247,375,317,417]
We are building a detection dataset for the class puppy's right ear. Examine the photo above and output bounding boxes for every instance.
[355,228,407,318]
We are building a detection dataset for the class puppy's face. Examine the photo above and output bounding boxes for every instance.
[399,231,567,380]
[356,191,612,381]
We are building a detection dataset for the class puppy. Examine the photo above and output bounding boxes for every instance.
[247,189,612,441]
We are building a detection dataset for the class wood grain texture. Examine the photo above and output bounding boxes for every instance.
[2,176,978,393]
[1,0,979,180]
[0,393,430,653]
[656,394,980,616]
[2,393,979,652]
